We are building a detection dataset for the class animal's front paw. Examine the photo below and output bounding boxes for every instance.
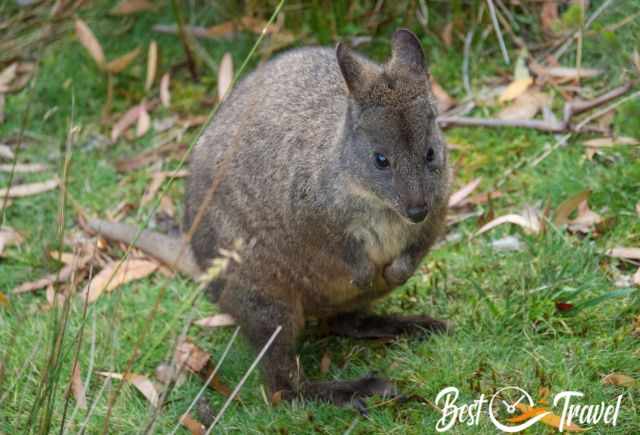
[383,255,415,287]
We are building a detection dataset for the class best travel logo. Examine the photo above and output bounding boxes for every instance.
[434,386,624,433]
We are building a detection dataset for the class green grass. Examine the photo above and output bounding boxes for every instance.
[1,0,640,433]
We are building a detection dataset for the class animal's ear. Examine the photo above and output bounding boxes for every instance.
[336,42,368,96]
[389,28,426,74]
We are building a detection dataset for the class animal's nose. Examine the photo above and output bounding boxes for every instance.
[406,205,429,223]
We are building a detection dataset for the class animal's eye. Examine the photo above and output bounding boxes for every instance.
[426,147,435,163]
[374,152,390,169]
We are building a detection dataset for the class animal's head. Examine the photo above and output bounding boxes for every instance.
[337,29,449,224]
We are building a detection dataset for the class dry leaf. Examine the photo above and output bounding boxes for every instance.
[476,205,541,235]
[13,247,94,293]
[0,144,15,160]
[0,63,17,89]
[105,47,140,74]
[499,54,532,102]
[582,137,639,147]
[432,81,456,113]
[0,178,59,198]
[0,227,23,256]
[320,352,331,374]
[111,103,146,142]
[448,178,481,208]
[49,251,76,264]
[554,190,591,225]
[607,247,640,261]
[80,258,158,303]
[160,73,170,108]
[441,21,453,47]
[218,53,233,101]
[510,403,586,432]
[140,169,189,206]
[0,94,5,124]
[98,372,159,406]
[179,414,205,435]
[634,49,640,74]
[567,200,602,234]
[602,373,636,387]
[71,363,87,409]
[636,202,640,217]
[175,340,210,372]
[497,91,550,121]
[0,291,8,307]
[542,66,602,80]
[111,0,156,15]
[491,235,524,252]
[0,162,47,173]
[136,105,151,137]
[145,41,158,91]
[195,313,236,328]
[75,19,105,68]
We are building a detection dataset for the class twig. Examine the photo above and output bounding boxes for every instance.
[170,0,198,81]
[487,0,509,64]
[462,30,474,98]
[204,326,282,434]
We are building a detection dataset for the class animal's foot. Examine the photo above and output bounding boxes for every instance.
[327,313,452,339]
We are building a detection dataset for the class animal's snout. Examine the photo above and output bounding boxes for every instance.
[406,204,429,223]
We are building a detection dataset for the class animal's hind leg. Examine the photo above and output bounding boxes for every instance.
[326,312,451,339]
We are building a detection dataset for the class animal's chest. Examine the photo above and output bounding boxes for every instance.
[348,211,414,267]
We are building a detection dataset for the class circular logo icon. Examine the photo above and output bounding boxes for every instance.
[489,386,550,433]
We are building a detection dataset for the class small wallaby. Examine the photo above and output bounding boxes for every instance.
[90,29,450,409]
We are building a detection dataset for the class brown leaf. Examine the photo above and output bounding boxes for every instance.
[145,41,158,91]
[499,78,532,103]
[105,47,141,74]
[80,259,158,303]
[607,247,640,261]
[602,373,636,387]
[71,363,87,409]
[497,91,551,121]
[0,227,23,256]
[111,0,156,15]
[98,372,159,406]
[582,137,639,147]
[175,340,210,373]
[140,169,189,206]
[218,53,233,101]
[476,205,541,235]
[136,105,151,137]
[554,190,591,225]
[0,178,59,198]
[555,301,574,312]
[75,19,105,68]
[448,177,481,208]
[194,313,236,328]
[179,414,205,435]
[111,102,146,142]
[0,291,8,307]
[13,247,94,293]
[567,200,603,234]
[49,251,76,264]
[320,352,331,374]
[0,63,17,89]
[0,162,47,173]
[511,403,586,432]
[432,81,456,113]
[160,73,171,108]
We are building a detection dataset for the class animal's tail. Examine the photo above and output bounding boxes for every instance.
[88,219,202,278]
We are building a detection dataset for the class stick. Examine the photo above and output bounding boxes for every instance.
[487,0,510,64]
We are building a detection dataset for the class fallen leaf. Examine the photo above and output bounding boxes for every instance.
[0,291,8,306]
[0,178,59,198]
[13,248,94,293]
[448,178,481,208]
[80,258,158,303]
[510,403,585,432]
[634,49,640,74]
[432,81,456,113]
[542,66,602,80]
[75,18,105,68]
[0,162,47,173]
[499,53,532,102]
[0,94,5,124]
[582,137,639,147]
[466,190,504,205]
[145,41,158,91]
[476,205,541,235]
[441,21,453,47]
[554,190,591,225]
[71,363,87,409]
[180,414,205,435]
[160,73,171,108]
[217,52,233,101]
[49,251,77,264]
[607,247,640,261]
[0,144,15,160]
[0,227,23,256]
[636,202,640,217]
[175,340,210,372]
[98,372,159,406]
[497,91,551,120]
[111,102,146,142]
[140,169,189,206]
[602,373,636,387]
[111,0,156,15]
[0,63,17,89]
[555,301,574,312]
[320,352,331,374]
[136,105,151,137]
[105,47,140,74]
[567,200,603,234]
[195,313,236,328]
